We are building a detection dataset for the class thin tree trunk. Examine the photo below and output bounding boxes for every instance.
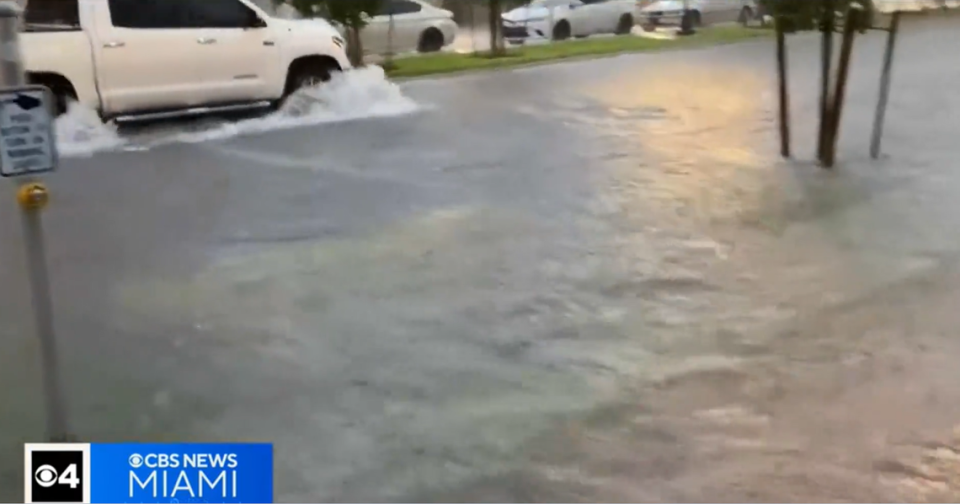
[822,8,859,168]
[384,11,395,68]
[776,16,791,158]
[489,0,502,56]
[870,10,900,159]
[347,25,364,67]
[816,0,835,162]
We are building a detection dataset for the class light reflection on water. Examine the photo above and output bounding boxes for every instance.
[502,25,960,502]
[581,64,769,228]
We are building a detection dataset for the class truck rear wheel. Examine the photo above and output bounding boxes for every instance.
[26,72,77,117]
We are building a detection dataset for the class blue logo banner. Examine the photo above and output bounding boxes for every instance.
[89,443,273,503]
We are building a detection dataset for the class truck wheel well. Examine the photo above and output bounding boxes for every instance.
[284,56,342,96]
[26,72,78,116]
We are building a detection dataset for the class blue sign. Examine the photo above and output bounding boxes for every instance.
[89,443,273,503]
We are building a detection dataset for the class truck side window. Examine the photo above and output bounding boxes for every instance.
[183,0,258,28]
[24,0,80,27]
[107,0,191,29]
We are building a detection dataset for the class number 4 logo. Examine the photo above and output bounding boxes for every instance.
[58,463,80,488]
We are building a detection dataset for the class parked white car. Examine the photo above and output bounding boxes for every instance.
[362,0,458,55]
[20,0,350,122]
[501,0,639,44]
[639,0,758,28]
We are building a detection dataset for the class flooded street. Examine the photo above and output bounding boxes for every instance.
[4,14,960,502]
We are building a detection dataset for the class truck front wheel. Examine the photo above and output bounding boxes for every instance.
[283,57,342,100]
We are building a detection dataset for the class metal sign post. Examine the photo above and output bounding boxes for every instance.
[547,4,554,42]
[0,1,71,443]
[468,3,476,54]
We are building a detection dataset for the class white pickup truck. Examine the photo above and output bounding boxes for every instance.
[20,0,351,122]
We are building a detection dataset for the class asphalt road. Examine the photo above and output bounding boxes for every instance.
[4,15,960,502]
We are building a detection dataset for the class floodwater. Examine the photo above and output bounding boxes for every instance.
[3,14,960,502]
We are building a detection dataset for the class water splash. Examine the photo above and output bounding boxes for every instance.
[164,65,420,145]
[54,102,126,158]
[52,66,420,157]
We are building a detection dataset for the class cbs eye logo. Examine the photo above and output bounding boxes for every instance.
[128,453,144,468]
[26,448,85,503]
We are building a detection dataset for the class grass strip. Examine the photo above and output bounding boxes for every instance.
[385,26,772,78]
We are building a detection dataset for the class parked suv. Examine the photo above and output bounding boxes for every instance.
[21,0,351,122]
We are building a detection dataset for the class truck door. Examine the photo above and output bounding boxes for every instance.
[178,0,282,103]
[94,0,208,114]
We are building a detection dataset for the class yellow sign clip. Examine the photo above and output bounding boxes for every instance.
[17,182,49,211]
